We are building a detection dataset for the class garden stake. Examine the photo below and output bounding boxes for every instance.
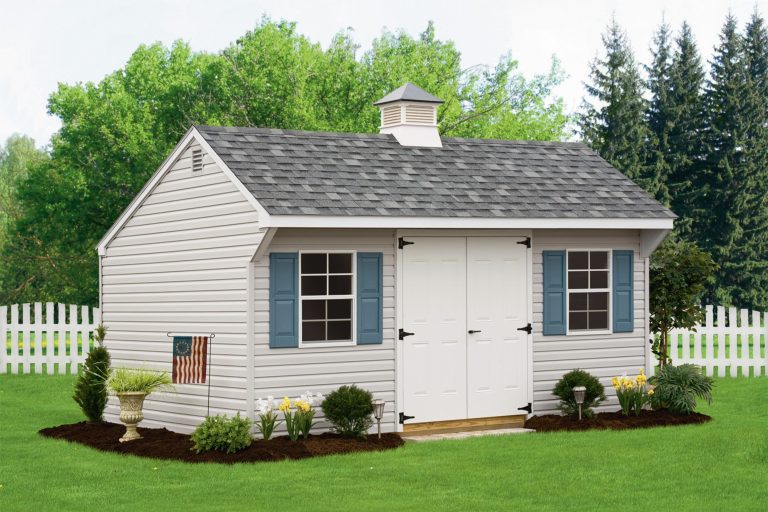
[573,386,586,421]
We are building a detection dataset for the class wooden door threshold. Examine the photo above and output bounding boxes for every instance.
[402,414,526,435]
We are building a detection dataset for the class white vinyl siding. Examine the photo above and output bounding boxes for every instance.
[101,141,262,433]
[532,230,647,415]
[253,229,397,433]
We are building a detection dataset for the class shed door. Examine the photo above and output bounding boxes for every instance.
[401,236,529,424]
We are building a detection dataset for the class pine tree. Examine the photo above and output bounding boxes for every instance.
[73,325,111,422]
[645,20,673,206]
[702,14,768,308]
[581,19,659,197]
[738,11,768,309]
[666,22,708,239]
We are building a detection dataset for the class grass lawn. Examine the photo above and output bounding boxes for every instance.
[1,376,766,511]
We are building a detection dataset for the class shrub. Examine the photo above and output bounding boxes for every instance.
[107,367,173,395]
[650,364,713,414]
[321,385,374,438]
[553,369,606,418]
[73,325,111,422]
[191,413,252,454]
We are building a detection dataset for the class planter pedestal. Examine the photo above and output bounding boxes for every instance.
[117,392,147,442]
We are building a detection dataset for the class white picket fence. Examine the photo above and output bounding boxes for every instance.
[665,305,767,377]
[1,302,100,375]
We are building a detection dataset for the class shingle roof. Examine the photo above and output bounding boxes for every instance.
[373,83,444,105]
[195,126,676,220]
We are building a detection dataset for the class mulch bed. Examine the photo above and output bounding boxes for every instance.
[525,409,712,432]
[39,422,404,464]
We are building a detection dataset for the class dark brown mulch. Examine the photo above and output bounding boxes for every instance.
[524,409,712,433]
[39,422,403,464]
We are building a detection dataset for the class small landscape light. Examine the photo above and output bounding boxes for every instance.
[573,386,587,421]
[372,399,385,439]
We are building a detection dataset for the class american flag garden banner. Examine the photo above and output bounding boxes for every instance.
[172,336,208,384]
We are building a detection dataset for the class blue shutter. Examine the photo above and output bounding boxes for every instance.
[269,253,298,348]
[613,250,634,333]
[543,250,566,335]
[357,252,383,344]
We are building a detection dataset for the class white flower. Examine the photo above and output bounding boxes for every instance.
[255,398,271,415]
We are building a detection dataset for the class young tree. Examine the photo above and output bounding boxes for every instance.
[73,325,111,422]
[580,19,660,199]
[650,238,717,366]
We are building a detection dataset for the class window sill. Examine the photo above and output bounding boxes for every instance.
[565,330,613,336]
[298,341,356,349]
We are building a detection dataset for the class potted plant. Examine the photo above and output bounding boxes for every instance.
[106,368,174,442]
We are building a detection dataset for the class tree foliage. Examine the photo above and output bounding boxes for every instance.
[650,238,717,366]
[0,19,570,305]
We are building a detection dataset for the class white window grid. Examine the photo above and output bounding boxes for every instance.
[565,249,612,335]
[298,250,356,348]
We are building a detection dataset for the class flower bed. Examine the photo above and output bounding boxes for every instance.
[524,409,711,433]
[39,422,403,464]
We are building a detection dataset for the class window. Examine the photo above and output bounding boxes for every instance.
[567,250,610,332]
[299,252,355,345]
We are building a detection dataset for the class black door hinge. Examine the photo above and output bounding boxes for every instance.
[518,403,532,414]
[517,323,532,334]
[398,237,414,249]
[517,237,531,248]
[399,412,415,424]
[399,328,415,340]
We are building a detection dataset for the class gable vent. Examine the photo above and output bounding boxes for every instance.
[191,149,203,172]
[381,104,402,128]
[405,104,436,125]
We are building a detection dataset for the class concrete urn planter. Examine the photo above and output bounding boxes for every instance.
[117,392,147,442]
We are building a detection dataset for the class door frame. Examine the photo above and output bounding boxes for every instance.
[394,229,534,432]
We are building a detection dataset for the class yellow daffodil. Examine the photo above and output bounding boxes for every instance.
[648,388,655,396]
[279,396,291,413]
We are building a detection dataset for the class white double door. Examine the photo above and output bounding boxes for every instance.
[401,236,529,423]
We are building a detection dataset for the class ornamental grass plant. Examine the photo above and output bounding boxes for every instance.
[106,368,174,395]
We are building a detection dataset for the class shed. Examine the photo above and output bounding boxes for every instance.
[98,83,675,434]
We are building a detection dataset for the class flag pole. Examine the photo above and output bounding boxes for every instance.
[206,335,212,417]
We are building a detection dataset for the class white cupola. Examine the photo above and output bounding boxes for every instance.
[374,83,443,148]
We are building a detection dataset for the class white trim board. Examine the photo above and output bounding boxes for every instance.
[95,127,271,255]
[266,215,675,230]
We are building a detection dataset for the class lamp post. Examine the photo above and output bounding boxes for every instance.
[573,386,586,421]
[372,399,385,439]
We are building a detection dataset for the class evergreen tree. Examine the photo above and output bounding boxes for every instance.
[581,19,659,198]
[645,20,673,206]
[702,14,768,308]
[666,22,708,239]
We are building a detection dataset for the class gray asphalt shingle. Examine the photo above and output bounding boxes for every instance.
[196,126,675,220]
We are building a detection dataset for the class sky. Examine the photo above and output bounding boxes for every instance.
[1,0,766,146]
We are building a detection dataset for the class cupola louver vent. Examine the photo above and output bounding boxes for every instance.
[373,83,443,147]
[192,149,203,172]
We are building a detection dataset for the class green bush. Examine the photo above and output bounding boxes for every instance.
[650,364,713,414]
[191,413,253,454]
[73,325,111,422]
[321,385,374,438]
[553,369,606,418]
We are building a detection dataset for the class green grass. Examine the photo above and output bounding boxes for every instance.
[1,376,766,511]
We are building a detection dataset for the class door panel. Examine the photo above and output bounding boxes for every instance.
[402,237,467,423]
[466,237,528,417]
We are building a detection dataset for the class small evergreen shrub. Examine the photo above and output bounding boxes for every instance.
[553,369,606,418]
[191,413,253,454]
[321,385,374,438]
[650,364,713,414]
[73,325,111,422]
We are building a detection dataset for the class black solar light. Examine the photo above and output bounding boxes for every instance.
[573,386,587,421]
[372,399,385,439]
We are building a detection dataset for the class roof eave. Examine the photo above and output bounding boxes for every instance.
[263,215,675,230]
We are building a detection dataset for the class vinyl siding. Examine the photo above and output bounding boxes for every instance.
[253,229,397,433]
[101,141,262,433]
[531,229,647,414]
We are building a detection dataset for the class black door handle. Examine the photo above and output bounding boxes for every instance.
[468,330,482,334]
